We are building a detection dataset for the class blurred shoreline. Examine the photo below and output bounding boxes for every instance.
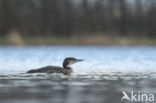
[1,35,156,46]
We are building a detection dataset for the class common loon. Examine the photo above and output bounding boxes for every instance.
[27,57,83,75]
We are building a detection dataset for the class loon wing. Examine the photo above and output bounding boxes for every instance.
[27,66,63,73]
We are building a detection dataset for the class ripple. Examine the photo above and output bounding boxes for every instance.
[0,46,156,103]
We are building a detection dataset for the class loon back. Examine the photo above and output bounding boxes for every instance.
[27,66,73,75]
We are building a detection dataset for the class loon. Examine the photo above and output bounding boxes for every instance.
[27,57,83,75]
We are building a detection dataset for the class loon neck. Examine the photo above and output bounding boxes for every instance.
[64,66,72,70]
[63,63,74,73]
[63,61,71,69]
[63,65,74,73]
[63,63,71,69]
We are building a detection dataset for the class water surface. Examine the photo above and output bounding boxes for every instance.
[0,46,156,103]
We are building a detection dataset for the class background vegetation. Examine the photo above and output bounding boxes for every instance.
[0,0,156,45]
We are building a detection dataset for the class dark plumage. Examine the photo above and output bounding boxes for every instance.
[27,57,83,75]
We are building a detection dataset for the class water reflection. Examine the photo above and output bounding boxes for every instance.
[0,73,156,103]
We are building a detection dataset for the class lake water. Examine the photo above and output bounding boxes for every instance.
[0,46,156,103]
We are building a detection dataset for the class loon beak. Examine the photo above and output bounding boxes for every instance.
[76,59,84,62]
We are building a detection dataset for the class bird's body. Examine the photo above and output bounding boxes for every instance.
[27,57,83,75]
[27,66,73,75]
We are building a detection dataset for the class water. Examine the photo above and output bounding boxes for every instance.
[0,46,156,103]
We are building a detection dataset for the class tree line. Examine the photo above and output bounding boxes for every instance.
[0,0,156,37]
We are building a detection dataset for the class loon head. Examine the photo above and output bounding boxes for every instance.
[63,57,83,68]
